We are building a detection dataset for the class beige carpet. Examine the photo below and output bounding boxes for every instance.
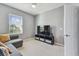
[17,38,64,56]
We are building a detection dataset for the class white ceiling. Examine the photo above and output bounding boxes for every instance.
[4,3,64,15]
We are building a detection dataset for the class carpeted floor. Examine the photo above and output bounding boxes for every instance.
[17,38,64,56]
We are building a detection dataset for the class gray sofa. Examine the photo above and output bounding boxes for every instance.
[9,35,23,48]
[7,44,22,56]
[0,43,22,56]
[0,35,23,56]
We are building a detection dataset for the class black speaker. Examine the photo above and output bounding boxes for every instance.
[44,25,50,32]
[37,26,40,34]
[44,25,50,35]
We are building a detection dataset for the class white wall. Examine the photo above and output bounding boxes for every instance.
[35,6,64,45]
[0,4,35,39]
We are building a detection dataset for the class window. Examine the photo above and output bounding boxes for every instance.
[9,14,23,34]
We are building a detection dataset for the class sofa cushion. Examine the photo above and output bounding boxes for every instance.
[10,35,19,40]
[8,39,23,44]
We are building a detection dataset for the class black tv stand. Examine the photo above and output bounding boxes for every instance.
[35,25,54,45]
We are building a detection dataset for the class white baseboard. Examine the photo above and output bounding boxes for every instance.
[55,43,64,47]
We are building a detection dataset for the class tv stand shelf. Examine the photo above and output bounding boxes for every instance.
[35,37,54,45]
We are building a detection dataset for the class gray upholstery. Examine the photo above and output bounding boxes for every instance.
[0,44,22,56]
[8,39,23,48]
[8,39,23,43]
[7,44,22,56]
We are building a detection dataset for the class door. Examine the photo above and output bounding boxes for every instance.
[64,5,79,56]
